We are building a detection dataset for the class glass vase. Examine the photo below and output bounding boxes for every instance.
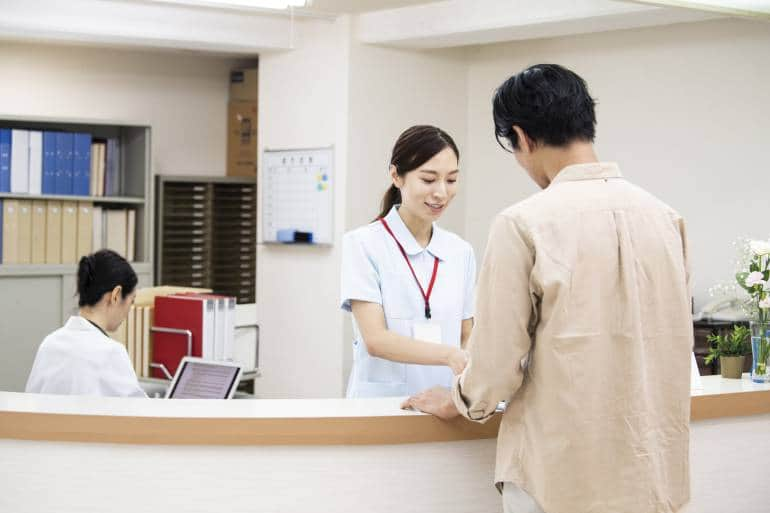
[750,321,770,383]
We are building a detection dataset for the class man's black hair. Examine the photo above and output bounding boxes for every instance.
[493,64,597,151]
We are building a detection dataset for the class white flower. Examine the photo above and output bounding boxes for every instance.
[750,240,770,256]
[745,271,765,287]
[760,297,770,309]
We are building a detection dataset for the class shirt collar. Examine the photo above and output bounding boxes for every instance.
[66,316,109,338]
[382,205,449,261]
[550,162,622,185]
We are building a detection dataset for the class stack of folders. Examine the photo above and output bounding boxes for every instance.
[126,304,152,378]
[0,199,136,264]
[157,180,256,303]
[151,292,237,379]
[159,182,210,288]
[0,128,121,197]
[212,183,256,303]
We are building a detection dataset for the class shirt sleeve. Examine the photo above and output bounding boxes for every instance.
[674,214,694,350]
[340,230,382,312]
[463,243,477,320]
[451,213,536,422]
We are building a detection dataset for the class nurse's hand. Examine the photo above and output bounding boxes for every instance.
[447,347,469,375]
[401,386,459,420]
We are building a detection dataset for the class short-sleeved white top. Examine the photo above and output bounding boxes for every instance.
[340,205,476,398]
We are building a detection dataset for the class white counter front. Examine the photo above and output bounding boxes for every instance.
[1,375,769,513]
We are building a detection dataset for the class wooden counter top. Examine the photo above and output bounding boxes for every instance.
[1,375,768,446]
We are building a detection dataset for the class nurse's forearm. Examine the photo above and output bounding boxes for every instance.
[365,330,455,367]
[351,300,461,369]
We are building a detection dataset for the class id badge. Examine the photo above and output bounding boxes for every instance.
[413,321,442,344]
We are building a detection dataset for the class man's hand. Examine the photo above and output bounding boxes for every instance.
[401,386,460,420]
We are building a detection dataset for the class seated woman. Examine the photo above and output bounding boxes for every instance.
[25,249,146,397]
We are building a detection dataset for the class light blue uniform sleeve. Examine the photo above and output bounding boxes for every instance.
[463,243,477,320]
[340,231,382,312]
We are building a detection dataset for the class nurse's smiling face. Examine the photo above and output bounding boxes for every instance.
[392,146,459,223]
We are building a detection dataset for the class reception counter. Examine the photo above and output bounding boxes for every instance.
[1,375,769,513]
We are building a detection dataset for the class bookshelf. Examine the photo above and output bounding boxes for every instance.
[0,193,144,204]
[0,115,153,392]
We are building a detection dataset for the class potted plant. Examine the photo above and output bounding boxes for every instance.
[705,325,751,379]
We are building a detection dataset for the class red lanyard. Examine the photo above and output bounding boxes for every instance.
[379,218,439,319]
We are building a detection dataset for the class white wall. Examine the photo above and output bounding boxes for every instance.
[0,42,246,175]
[255,16,351,398]
[464,18,770,311]
[346,43,470,233]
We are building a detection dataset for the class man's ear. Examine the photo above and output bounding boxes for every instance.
[111,285,122,305]
[512,125,535,154]
[389,165,402,188]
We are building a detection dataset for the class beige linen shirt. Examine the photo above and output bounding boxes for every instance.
[453,162,692,513]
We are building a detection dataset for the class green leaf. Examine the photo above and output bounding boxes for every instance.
[736,272,752,292]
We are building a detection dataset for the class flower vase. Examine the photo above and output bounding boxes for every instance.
[750,321,770,383]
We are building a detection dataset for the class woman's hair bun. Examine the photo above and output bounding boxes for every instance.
[76,249,138,307]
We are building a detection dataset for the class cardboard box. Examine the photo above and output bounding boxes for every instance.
[229,68,258,101]
[227,100,257,177]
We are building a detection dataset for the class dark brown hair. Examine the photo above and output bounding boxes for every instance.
[77,249,137,307]
[376,125,460,220]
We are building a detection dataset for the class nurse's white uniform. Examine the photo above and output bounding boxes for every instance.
[25,316,146,397]
[341,205,476,398]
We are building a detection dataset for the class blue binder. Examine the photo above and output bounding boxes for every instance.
[0,199,3,263]
[72,133,92,196]
[41,131,57,194]
[0,129,11,193]
[55,132,74,195]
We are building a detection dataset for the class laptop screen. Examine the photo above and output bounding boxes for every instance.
[166,358,242,399]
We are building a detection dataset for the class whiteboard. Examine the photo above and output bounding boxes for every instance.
[262,147,333,245]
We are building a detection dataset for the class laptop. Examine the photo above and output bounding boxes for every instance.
[165,356,243,399]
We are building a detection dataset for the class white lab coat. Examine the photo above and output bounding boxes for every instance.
[340,205,477,398]
[25,316,146,397]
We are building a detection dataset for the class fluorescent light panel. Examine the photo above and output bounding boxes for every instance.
[146,0,307,10]
[630,0,770,16]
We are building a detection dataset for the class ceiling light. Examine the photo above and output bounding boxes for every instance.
[630,0,770,16]
[146,0,307,10]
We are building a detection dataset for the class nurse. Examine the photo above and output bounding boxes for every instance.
[25,249,146,397]
[341,125,476,398]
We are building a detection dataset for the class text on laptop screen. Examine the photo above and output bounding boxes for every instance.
[168,361,240,399]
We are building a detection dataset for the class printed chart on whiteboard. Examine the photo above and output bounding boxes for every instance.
[262,147,333,245]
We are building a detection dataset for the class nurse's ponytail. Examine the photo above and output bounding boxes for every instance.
[376,125,459,220]
[77,249,138,307]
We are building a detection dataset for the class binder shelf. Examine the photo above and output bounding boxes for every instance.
[0,115,152,267]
